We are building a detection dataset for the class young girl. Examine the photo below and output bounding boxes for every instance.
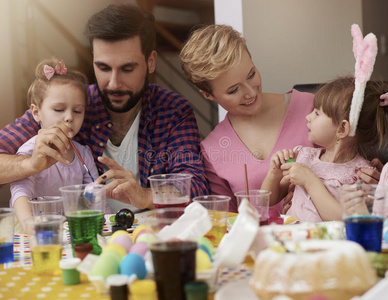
[262,77,388,222]
[10,58,105,231]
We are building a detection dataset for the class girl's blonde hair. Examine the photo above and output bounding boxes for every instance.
[27,57,88,107]
[314,76,388,159]
[180,24,250,94]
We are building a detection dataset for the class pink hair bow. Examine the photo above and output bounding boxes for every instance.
[43,60,67,80]
[349,24,378,136]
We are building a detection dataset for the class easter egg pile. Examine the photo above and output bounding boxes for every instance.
[89,225,215,284]
[89,230,147,280]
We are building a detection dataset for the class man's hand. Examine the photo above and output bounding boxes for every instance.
[96,156,153,209]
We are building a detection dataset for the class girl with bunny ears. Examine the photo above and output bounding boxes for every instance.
[262,25,388,222]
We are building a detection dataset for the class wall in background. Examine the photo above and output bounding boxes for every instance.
[362,0,388,81]
[0,1,16,129]
[242,0,363,93]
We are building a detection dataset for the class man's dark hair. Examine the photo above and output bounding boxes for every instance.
[84,4,156,59]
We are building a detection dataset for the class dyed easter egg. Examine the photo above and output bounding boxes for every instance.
[136,233,158,246]
[104,243,127,259]
[196,249,212,272]
[109,233,133,253]
[90,251,120,279]
[130,242,148,257]
[132,225,153,242]
[120,253,147,279]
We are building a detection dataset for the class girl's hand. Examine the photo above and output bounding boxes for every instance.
[271,149,296,169]
[281,162,315,187]
[31,121,73,172]
[357,158,382,184]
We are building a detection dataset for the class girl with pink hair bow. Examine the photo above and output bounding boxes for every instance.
[10,58,110,232]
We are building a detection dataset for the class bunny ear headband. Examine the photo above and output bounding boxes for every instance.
[349,24,378,136]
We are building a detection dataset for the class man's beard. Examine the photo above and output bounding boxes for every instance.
[98,76,149,113]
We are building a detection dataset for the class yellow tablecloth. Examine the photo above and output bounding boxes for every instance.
[0,265,110,300]
[0,212,255,300]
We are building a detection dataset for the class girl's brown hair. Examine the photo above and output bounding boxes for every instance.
[314,76,388,159]
[27,57,88,107]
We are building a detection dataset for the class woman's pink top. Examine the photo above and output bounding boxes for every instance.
[200,89,314,213]
[287,147,372,222]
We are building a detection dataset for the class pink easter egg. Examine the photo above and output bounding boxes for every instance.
[110,233,133,253]
[130,242,148,257]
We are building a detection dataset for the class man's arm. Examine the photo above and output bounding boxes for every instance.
[164,108,210,198]
[0,154,37,184]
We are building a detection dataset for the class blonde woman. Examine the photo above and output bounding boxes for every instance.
[180,24,381,214]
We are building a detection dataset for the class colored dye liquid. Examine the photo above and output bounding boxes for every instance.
[0,242,13,263]
[345,215,383,252]
[259,218,269,226]
[151,241,197,300]
[66,210,104,255]
[31,244,62,275]
[204,222,227,248]
[154,198,189,209]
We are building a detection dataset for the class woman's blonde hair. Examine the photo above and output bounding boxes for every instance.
[180,24,249,94]
[314,76,388,159]
[27,57,88,107]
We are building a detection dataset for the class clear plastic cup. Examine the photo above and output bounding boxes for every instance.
[192,195,230,247]
[148,174,192,209]
[24,215,66,275]
[0,208,16,264]
[28,196,63,216]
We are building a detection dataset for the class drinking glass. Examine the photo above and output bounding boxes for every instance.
[150,241,197,300]
[60,184,106,255]
[338,183,384,252]
[0,208,16,264]
[192,195,230,247]
[28,196,63,216]
[235,190,271,226]
[148,174,192,208]
[24,215,66,275]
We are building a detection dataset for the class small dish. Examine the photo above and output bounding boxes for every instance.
[215,279,258,300]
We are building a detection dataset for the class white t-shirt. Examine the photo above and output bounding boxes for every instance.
[103,111,142,214]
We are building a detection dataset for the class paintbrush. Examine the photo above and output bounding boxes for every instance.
[69,139,95,182]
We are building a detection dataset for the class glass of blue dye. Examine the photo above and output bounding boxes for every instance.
[0,208,16,264]
[338,184,384,252]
